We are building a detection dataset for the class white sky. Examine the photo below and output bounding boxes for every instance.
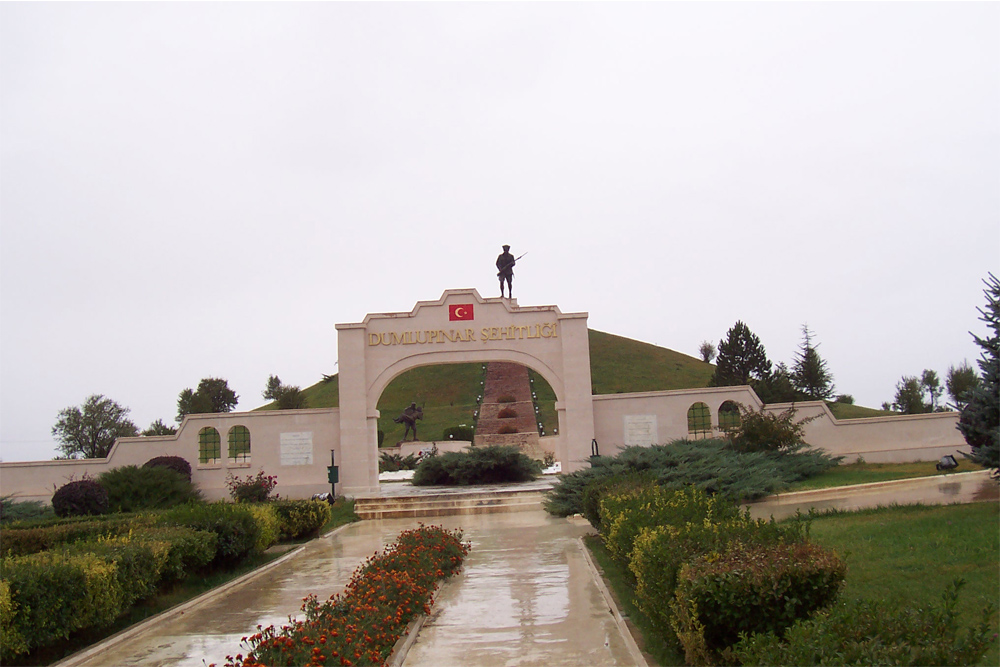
[1,2,997,462]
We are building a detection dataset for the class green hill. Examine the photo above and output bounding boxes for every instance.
[260,328,887,442]
[265,329,712,444]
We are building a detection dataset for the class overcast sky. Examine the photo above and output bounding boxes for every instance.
[1,2,997,462]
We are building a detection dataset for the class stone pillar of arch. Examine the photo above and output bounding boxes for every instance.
[336,289,595,496]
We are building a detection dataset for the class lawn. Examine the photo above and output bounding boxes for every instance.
[787,460,981,491]
[585,500,999,666]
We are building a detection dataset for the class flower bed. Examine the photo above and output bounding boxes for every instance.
[223,525,469,667]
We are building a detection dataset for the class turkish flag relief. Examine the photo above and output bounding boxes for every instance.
[449,304,474,321]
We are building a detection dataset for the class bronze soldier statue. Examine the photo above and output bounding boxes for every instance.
[496,244,515,298]
[393,402,423,441]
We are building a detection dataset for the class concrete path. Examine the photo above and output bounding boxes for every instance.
[747,469,998,520]
[56,511,641,667]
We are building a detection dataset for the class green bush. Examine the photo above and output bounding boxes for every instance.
[0,514,148,558]
[245,503,281,552]
[442,425,475,441]
[68,535,167,608]
[0,579,23,658]
[412,445,541,486]
[0,551,121,661]
[727,405,818,454]
[671,541,845,665]
[51,479,109,517]
[544,438,840,517]
[99,465,203,513]
[272,500,332,541]
[0,497,53,525]
[141,526,218,581]
[143,455,193,481]
[159,502,261,563]
[600,485,750,566]
[734,580,996,667]
[379,452,420,472]
[580,471,655,530]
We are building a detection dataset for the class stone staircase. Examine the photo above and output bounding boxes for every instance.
[354,480,554,519]
[474,361,546,460]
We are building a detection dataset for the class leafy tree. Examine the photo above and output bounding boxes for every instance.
[920,369,944,411]
[959,273,999,469]
[891,376,930,414]
[52,394,139,459]
[262,375,307,410]
[699,341,717,363]
[142,419,177,436]
[709,321,773,389]
[791,325,836,400]
[176,377,239,422]
[945,362,980,411]
[834,394,854,405]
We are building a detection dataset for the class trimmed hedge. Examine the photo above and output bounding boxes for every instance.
[244,504,280,553]
[443,425,474,441]
[0,552,121,661]
[143,455,193,480]
[0,514,149,558]
[671,541,845,665]
[67,536,167,608]
[734,581,995,667]
[52,479,109,517]
[412,445,541,486]
[159,502,263,563]
[580,471,656,530]
[272,500,332,541]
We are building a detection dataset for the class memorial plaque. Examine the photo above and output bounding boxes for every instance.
[280,431,314,466]
[624,415,657,447]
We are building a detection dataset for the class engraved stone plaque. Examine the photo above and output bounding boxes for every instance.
[624,415,657,447]
[280,431,314,466]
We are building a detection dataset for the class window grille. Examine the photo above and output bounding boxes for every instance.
[228,425,251,463]
[687,402,712,439]
[198,427,221,463]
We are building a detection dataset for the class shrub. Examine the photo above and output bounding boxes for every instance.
[544,438,840,516]
[99,465,202,513]
[0,497,53,525]
[272,500,332,541]
[497,394,517,403]
[159,502,261,563]
[727,405,818,454]
[226,470,278,503]
[0,551,121,661]
[68,535,168,608]
[497,424,519,434]
[600,485,750,566]
[141,527,218,581]
[497,406,517,418]
[51,479,109,517]
[734,580,996,667]
[244,503,280,552]
[581,471,656,530]
[412,445,541,486]
[443,425,475,441]
[671,541,846,665]
[0,580,24,658]
[0,515,147,558]
[143,455,193,480]
[379,452,420,472]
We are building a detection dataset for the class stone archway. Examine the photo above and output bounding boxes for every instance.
[335,289,594,496]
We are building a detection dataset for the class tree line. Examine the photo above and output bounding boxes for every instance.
[51,375,307,460]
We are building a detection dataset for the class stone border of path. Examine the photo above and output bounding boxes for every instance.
[53,523,357,667]
[757,469,991,501]
[579,537,650,667]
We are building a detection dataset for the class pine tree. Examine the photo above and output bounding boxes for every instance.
[709,321,772,388]
[791,325,835,400]
[959,273,999,469]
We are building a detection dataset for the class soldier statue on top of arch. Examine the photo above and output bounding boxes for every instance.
[496,244,516,298]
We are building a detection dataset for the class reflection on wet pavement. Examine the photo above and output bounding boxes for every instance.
[57,512,639,667]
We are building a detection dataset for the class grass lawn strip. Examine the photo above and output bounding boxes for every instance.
[786,460,983,491]
[583,500,998,667]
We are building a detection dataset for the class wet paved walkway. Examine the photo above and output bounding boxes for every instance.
[58,511,640,667]
[55,470,997,667]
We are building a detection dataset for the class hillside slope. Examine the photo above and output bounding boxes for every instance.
[262,329,713,442]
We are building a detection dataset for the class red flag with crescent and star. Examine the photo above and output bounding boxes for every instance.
[449,304,474,321]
